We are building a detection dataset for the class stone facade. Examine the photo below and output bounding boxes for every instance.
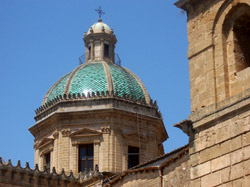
[29,96,167,175]
[175,0,250,186]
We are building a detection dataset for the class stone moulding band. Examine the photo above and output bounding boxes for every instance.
[34,90,160,116]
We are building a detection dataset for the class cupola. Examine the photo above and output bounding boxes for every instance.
[84,18,117,63]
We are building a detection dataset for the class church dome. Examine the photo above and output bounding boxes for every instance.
[43,61,150,105]
[87,19,112,34]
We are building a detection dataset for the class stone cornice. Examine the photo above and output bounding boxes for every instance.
[35,91,159,118]
[29,106,166,140]
[189,89,250,131]
[174,0,202,11]
[38,138,54,149]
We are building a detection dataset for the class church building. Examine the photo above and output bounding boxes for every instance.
[1,0,250,186]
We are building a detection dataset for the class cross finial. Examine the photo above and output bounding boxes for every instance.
[95,6,105,18]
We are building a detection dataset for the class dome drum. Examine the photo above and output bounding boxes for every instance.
[34,92,161,122]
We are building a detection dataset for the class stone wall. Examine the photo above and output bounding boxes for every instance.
[176,0,250,113]
[105,146,189,187]
[110,169,161,187]
[189,92,250,186]
[162,154,190,187]
[175,0,250,186]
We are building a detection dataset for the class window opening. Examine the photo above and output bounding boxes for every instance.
[128,146,139,169]
[104,44,110,58]
[44,152,51,172]
[88,46,91,60]
[233,13,250,71]
[79,144,93,172]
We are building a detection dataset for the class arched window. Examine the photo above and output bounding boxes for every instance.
[223,4,250,72]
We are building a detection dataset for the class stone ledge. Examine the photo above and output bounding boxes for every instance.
[189,88,250,130]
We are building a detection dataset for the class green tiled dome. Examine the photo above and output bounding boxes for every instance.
[43,61,150,104]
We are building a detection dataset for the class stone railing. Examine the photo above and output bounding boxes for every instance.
[0,157,102,186]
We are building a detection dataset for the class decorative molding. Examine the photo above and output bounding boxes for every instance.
[38,138,54,149]
[101,126,111,134]
[53,131,59,139]
[39,146,53,156]
[33,142,39,150]
[174,120,194,137]
[94,140,100,145]
[61,129,71,137]
[0,157,103,185]
[35,91,159,116]
[70,128,102,138]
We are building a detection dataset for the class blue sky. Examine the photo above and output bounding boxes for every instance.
[0,0,189,166]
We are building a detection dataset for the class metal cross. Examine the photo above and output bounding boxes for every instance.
[95,6,105,18]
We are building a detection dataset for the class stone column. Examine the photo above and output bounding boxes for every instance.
[100,39,104,60]
[52,131,59,170]
[111,43,115,63]
[85,44,89,63]
[101,126,111,171]
[94,140,100,167]
[58,129,71,172]
[90,40,94,61]
[34,142,40,168]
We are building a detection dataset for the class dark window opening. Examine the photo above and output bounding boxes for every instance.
[79,144,93,172]
[128,146,139,169]
[233,13,250,71]
[104,44,110,58]
[44,152,51,172]
[88,46,91,60]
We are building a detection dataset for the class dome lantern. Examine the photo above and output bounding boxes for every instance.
[83,19,117,64]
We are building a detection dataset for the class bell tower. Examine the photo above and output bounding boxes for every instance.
[176,0,250,186]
